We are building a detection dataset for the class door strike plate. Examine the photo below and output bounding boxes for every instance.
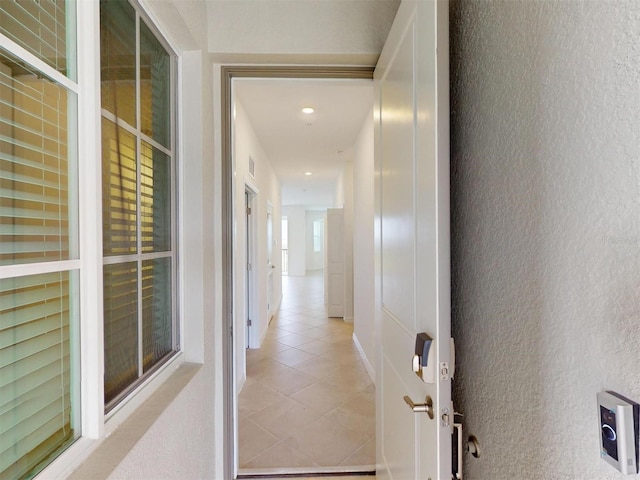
[440,362,450,381]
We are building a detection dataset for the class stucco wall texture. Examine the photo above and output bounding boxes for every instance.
[450,1,640,479]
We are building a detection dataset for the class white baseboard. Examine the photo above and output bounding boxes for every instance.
[270,294,282,323]
[343,315,354,324]
[352,333,375,384]
[237,371,246,393]
[253,294,283,348]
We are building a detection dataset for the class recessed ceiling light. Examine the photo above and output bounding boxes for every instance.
[305,172,312,176]
[302,107,315,114]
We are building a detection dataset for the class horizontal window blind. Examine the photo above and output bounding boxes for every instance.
[140,141,170,253]
[103,262,138,404]
[100,0,136,127]
[140,20,170,148]
[0,0,73,79]
[0,271,79,479]
[102,119,137,256]
[141,258,171,371]
[100,0,177,409]
[0,3,79,472]
[0,50,74,267]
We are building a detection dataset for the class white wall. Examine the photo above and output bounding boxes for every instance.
[352,108,375,379]
[305,210,325,271]
[282,206,306,276]
[233,100,282,361]
[450,1,640,479]
[207,0,399,65]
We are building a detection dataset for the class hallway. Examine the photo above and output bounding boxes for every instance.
[238,272,375,473]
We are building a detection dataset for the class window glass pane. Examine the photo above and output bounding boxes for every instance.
[101,0,177,411]
[140,20,170,148]
[102,118,137,256]
[0,271,80,479]
[141,141,170,253]
[0,49,78,266]
[103,262,138,404]
[142,258,172,372]
[0,0,76,80]
[100,0,136,127]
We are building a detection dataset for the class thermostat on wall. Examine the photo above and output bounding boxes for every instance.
[597,391,639,475]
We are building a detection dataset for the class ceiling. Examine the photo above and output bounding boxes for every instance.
[234,78,373,208]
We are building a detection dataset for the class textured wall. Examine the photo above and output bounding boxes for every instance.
[450,1,640,479]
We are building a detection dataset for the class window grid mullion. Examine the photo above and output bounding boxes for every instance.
[103,251,172,265]
[0,260,81,280]
[100,108,172,157]
[0,34,79,93]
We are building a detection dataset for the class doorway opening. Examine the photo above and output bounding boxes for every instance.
[222,66,376,479]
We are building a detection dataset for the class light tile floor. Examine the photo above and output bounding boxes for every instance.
[238,272,376,473]
[262,477,374,480]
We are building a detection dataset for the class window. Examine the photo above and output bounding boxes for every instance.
[0,1,81,478]
[100,0,178,409]
[1,0,180,476]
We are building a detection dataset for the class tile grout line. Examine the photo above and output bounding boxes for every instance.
[239,274,375,471]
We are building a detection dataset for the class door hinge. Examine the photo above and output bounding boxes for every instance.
[246,206,251,215]
[248,263,252,271]
[247,319,252,326]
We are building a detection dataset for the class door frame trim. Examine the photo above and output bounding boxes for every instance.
[220,65,374,478]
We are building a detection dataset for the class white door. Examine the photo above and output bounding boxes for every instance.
[326,208,344,317]
[245,190,254,348]
[374,1,451,479]
[266,202,274,315]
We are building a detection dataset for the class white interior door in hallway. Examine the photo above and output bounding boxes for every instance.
[374,1,451,479]
[245,189,256,348]
[326,208,345,318]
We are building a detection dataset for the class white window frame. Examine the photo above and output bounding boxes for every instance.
[0,9,83,480]
[3,1,189,478]
[100,0,180,413]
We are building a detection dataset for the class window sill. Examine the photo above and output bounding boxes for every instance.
[37,360,201,480]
